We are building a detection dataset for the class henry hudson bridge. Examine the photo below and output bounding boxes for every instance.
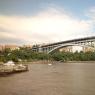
[32,36,95,54]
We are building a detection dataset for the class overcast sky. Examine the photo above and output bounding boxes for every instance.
[0,0,95,45]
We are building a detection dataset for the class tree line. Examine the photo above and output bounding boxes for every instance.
[0,47,95,63]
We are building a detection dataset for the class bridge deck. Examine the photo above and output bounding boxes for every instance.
[41,36,95,47]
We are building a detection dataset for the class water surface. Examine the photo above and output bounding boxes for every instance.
[0,62,95,95]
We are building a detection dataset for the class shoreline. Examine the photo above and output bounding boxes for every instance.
[17,60,95,64]
[1,60,95,64]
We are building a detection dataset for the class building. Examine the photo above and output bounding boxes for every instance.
[83,47,95,52]
[0,45,19,51]
[59,46,95,53]
[0,45,5,51]
[5,45,19,51]
[59,46,72,52]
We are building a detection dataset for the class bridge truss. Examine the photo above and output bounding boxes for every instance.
[32,36,95,53]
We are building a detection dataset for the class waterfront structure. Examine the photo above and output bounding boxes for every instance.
[32,36,95,53]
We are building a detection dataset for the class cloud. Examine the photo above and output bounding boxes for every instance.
[87,7,95,20]
[0,7,94,44]
[86,7,95,26]
[85,6,95,34]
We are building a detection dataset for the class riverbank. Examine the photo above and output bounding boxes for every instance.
[17,60,95,64]
[64,61,95,63]
[1,60,95,65]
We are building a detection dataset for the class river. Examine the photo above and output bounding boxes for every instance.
[0,62,95,95]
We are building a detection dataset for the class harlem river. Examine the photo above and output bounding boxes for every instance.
[0,61,95,95]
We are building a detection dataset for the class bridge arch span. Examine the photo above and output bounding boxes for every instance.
[48,43,94,54]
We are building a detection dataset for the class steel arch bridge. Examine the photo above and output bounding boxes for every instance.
[32,36,95,53]
[47,43,95,54]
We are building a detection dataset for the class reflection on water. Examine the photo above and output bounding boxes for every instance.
[0,62,95,95]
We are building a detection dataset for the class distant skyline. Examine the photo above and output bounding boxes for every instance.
[0,0,95,44]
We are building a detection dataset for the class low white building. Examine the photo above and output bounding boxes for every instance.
[72,46,83,52]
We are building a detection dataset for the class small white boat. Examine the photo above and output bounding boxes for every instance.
[48,63,52,66]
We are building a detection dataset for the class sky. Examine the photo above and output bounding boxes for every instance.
[0,0,95,45]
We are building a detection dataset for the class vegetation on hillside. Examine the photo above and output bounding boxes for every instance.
[0,47,95,63]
